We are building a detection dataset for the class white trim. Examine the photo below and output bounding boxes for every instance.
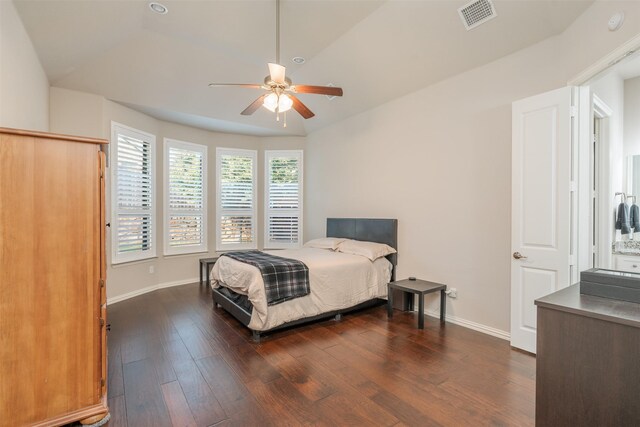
[423,308,510,341]
[106,280,512,341]
[264,150,304,249]
[215,147,258,251]
[107,277,511,341]
[568,33,640,86]
[577,86,592,274]
[592,95,614,269]
[110,121,157,265]
[593,94,613,117]
[570,86,580,285]
[106,277,199,305]
[163,138,208,256]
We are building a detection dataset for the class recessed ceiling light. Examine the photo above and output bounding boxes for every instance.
[149,2,168,14]
[292,57,305,64]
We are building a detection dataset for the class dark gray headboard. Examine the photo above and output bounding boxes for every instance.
[326,218,398,281]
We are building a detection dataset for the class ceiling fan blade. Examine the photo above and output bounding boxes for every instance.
[289,85,343,97]
[268,63,286,84]
[209,83,263,89]
[290,95,315,119]
[241,94,268,116]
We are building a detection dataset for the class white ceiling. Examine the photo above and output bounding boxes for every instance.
[15,0,594,136]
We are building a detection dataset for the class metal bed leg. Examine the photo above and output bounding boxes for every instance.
[252,330,261,343]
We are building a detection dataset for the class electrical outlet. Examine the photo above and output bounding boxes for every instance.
[447,288,458,298]
[149,265,155,274]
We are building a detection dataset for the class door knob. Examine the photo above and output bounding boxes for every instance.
[513,252,528,260]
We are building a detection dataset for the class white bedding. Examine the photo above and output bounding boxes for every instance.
[210,247,392,331]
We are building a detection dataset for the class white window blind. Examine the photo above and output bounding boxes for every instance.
[164,139,207,255]
[111,123,156,264]
[264,150,303,249]
[216,148,257,250]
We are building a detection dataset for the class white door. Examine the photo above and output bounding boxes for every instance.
[511,87,576,353]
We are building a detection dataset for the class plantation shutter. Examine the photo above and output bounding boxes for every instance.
[165,140,207,255]
[216,148,257,250]
[265,150,303,249]
[112,124,156,264]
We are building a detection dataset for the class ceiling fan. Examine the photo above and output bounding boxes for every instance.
[208,0,343,125]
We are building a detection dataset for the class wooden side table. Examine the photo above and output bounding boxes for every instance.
[199,257,219,286]
[388,279,446,329]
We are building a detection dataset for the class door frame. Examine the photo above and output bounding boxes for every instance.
[592,96,613,269]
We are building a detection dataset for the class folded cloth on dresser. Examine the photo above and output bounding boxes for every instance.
[220,250,310,305]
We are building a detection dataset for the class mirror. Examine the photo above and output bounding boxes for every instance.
[588,52,640,266]
[627,155,640,200]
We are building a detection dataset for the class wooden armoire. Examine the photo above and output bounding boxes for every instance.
[0,128,109,426]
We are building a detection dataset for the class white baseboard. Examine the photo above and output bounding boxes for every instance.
[107,277,199,305]
[424,309,511,341]
[107,280,510,342]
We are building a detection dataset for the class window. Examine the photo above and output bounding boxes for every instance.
[216,148,257,250]
[264,150,303,249]
[111,123,156,264]
[164,139,207,255]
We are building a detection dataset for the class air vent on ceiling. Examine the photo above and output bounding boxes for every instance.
[458,0,497,31]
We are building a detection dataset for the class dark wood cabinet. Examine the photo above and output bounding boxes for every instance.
[535,285,640,426]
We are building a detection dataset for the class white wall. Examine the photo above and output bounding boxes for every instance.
[0,1,49,131]
[625,75,640,156]
[304,1,640,336]
[624,75,640,222]
[50,87,305,301]
[590,71,625,268]
[49,87,104,138]
[305,38,565,337]
[37,0,640,334]
[591,72,625,195]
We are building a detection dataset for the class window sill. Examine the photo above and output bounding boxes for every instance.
[110,256,158,268]
[163,250,210,259]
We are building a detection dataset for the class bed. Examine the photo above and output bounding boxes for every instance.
[210,218,399,341]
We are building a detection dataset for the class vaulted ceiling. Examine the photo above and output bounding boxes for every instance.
[15,0,594,136]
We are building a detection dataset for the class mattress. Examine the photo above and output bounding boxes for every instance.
[211,247,392,331]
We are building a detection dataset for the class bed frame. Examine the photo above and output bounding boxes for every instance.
[211,218,399,342]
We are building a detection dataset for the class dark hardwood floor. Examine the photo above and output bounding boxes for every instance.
[104,283,535,427]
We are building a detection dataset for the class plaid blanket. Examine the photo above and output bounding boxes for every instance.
[221,250,310,306]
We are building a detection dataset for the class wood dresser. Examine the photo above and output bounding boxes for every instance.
[0,128,109,426]
[535,284,640,426]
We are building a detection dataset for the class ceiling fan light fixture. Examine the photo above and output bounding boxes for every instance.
[279,94,293,112]
[267,63,286,84]
[208,0,341,124]
[263,93,292,113]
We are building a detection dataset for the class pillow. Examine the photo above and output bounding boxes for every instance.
[336,239,396,261]
[303,237,347,251]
